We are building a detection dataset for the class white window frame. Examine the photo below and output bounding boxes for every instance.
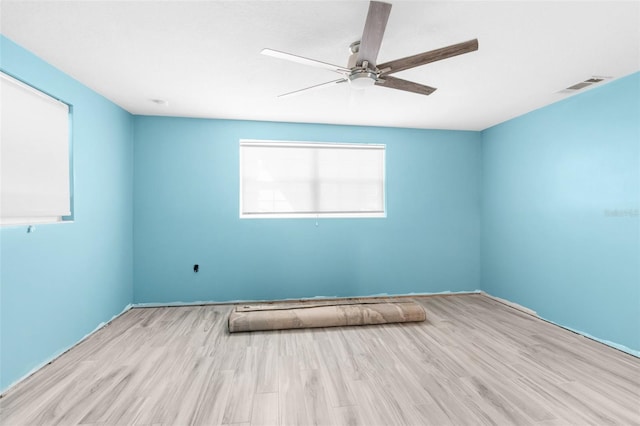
[0,71,73,226]
[239,139,386,219]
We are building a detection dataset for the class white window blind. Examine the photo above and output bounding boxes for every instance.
[240,140,385,218]
[1,72,71,225]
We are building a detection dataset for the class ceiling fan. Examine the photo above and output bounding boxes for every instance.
[261,1,478,98]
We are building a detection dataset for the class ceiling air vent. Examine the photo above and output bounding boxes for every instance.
[560,76,611,93]
[566,82,591,90]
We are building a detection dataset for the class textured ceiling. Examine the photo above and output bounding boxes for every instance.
[1,1,638,130]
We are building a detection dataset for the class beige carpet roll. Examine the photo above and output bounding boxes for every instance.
[228,300,426,333]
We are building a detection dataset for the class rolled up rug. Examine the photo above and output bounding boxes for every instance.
[228,299,426,332]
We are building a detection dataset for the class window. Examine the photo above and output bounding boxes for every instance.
[240,140,385,218]
[1,71,71,226]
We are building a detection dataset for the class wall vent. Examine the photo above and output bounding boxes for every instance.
[560,76,611,93]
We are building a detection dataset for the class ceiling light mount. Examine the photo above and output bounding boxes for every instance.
[349,41,361,54]
[150,98,169,106]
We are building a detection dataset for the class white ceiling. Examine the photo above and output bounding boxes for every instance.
[1,1,638,131]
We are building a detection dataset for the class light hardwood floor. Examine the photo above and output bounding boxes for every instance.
[1,294,639,425]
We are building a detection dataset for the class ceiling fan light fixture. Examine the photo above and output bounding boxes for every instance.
[348,71,377,89]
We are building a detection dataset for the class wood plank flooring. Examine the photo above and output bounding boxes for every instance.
[1,294,638,425]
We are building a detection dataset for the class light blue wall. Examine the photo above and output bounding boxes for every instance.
[0,36,134,391]
[133,117,482,303]
[481,72,640,352]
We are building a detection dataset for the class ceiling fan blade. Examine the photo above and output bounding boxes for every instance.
[377,39,479,75]
[375,76,436,96]
[278,78,348,98]
[356,1,392,67]
[261,49,350,74]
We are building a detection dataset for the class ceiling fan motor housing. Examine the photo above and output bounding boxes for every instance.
[349,42,378,89]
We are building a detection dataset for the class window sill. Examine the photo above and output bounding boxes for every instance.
[240,212,386,219]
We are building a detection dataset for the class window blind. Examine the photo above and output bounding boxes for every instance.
[240,140,385,218]
[1,72,70,224]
